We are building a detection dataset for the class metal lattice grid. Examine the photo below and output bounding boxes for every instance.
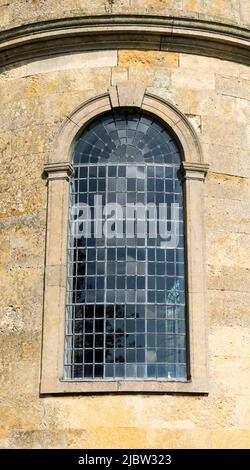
[65,111,187,381]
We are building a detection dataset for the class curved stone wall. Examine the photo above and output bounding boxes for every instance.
[0,2,250,450]
[0,0,249,31]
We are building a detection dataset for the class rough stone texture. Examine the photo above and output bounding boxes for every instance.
[0,4,250,449]
[118,51,179,68]
[0,1,249,30]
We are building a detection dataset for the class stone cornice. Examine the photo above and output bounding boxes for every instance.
[42,162,74,181]
[0,14,249,67]
[181,162,209,181]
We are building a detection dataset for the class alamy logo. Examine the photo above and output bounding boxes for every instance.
[71,196,180,249]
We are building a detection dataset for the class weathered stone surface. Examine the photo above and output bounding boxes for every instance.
[206,172,249,202]
[9,430,67,449]
[208,289,250,328]
[210,430,250,449]
[145,428,211,449]
[205,196,250,234]
[111,67,128,85]
[204,0,241,23]
[0,0,249,33]
[118,51,179,68]
[66,427,148,449]
[207,264,250,291]
[129,66,172,91]
[179,54,250,79]
[216,75,250,101]
[207,231,250,274]
[0,4,250,449]
[171,68,215,90]
[202,104,248,152]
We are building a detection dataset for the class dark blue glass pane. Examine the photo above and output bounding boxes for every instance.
[66,110,186,381]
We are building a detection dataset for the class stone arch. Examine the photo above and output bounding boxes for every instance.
[45,83,203,173]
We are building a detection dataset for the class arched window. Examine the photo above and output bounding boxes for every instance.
[65,110,187,381]
[41,88,208,394]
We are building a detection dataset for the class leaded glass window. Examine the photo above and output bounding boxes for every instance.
[65,110,187,381]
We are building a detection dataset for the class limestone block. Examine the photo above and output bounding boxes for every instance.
[153,68,172,88]
[0,96,45,132]
[208,289,250,328]
[57,67,112,93]
[9,430,67,449]
[131,67,172,90]
[145,428,211,448]
[205,196,250,233]
[240,0,250,25]
[183,0,206,14]
[52,394,239,433]
[185,114,201,134]
[204,0,239,16]
[44,394,232,435]
[209,356,241,395]
[0,334,42,400]
[127,66,157,88]
[209,326,249,358]
[210,430,250,448]
[0,266,43,311]
[0,433,10,450]
[66,426,148,449]
[0,305,25,335]
[238,147,250,177]
[0,68,112,130]
[240,354,250,394]
[131,0,183,14]
[230,96,250,129]
[202,115,247,150]
[179,54,241,78]
[10,125,51,157]
[42,90,101,125]
[7,2,106,30]
[0,402,44,433]
[0,224,45,271]
[210,354,250,397]
[203,0,241,22]
[46,396,135,429]
[0,3,10,29]
[118,51,179,68]
[111,67,128,85]
[0,131,11,160]
[146,87,174,102]
[207,231,250,272]
[117,396,193,428]
[168,89,209,115]
[24,51,117,76]
[169,88,240,122]
[0,151,46,219]
[171,68,215,90]
[0,73,58,101]
[207,264,250,291]
[203,143,248,177]
[206,172,249,202]
[216,75,250,101]
[0,237,11,267]
[109,82,145,108]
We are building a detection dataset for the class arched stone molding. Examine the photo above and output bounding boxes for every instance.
[0,15,249,67]
[45,84,204,169]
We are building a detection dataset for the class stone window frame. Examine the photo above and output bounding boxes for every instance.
[40,83,209,394]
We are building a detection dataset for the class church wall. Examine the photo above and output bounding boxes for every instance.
[0,28,249,449]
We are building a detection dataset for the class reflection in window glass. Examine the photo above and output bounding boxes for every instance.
[65,111,187,381]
